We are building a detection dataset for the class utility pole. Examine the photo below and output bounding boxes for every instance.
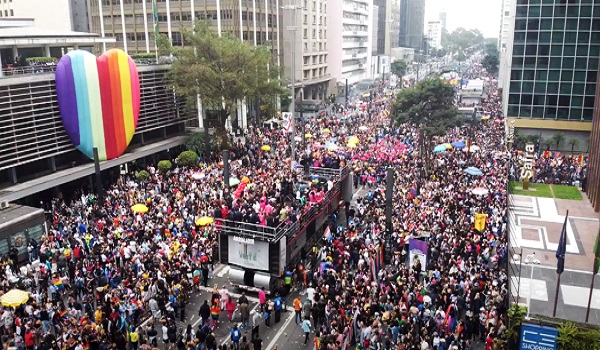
[345,78,349,106]
[282,3,302,171]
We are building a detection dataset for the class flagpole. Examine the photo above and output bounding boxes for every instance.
[586,228,600,323]
[553,209,569,317]
[586,273,596,322]
[552,273,561,317]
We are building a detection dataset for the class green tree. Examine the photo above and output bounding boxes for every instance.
[445,28,484,55]
[157,160,172,173]
[551,132,566,150]
[455,51,466,62]
[568,138,579,152]
[185,132,222,154]
[176,150,199,167]
[482,54,499,76]
[391,60,408,77]
[161,23,285,148]
[135,170,150,181]
[392,78,460,173]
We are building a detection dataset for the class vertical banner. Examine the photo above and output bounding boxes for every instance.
[408,239,428,273]
[281,112,292,133]
[279,236,287,275]
[151,0,159,39]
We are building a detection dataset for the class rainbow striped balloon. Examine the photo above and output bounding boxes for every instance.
[55,49,140,161]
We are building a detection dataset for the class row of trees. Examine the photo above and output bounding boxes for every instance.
[514,133,585,152]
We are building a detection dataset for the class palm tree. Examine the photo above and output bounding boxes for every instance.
[568,138,579,152]
[550,132,565,150]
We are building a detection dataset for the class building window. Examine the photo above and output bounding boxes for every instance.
[9,9,12,16]
[303,28,307,38]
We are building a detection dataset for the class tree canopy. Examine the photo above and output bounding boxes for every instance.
[391,60,409,77]
[482,54,499,76]
[161,23,285,132]
[392,77,460,172]
[392,77,459,138]
[442,27,484,58]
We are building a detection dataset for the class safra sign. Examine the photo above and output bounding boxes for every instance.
[520,142,535,181]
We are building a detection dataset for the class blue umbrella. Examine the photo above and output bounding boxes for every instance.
[451,141,466,149]
[464,167,483,176]
[433,145,447,153]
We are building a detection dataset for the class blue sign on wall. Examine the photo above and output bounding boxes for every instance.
[520,323,558,350]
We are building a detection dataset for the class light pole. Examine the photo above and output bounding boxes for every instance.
[524,252,541,319]
[282,3,302,171]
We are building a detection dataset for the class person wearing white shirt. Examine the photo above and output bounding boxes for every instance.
[306,285,315,302]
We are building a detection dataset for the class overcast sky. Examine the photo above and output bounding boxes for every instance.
[425,0,503,38]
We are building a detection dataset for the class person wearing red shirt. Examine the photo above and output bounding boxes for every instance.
[24,328,35,350]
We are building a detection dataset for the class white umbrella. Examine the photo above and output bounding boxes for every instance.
[192,173,205,180]
[464,145,481,153]
[294,136,302,141]
[472,187,489,196]
[359,126,368,131]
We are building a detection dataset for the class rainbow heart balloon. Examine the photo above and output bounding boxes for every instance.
[55,49,140,161]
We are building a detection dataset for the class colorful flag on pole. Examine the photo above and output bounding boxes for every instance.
[593,229,600,275]
[556,212,569,274]
[152,0,159,39]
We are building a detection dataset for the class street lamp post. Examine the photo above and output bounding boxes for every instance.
[282,3,302,171]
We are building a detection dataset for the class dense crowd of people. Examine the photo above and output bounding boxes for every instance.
[0,54,584,350]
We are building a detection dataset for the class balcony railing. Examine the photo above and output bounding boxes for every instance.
[0,59,166,78]
[216,166,349,241]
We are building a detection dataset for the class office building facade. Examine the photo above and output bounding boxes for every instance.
[281,0,331,101]
[586,63,600,211]
[398,0,424,51]
[498,0,511,52]
[505,0,600,139]
[498,0,514,88]
[88,0,280,58]
[427,20,442,49]
[0,64,193,195]
[327,0,372,85]
[439,11,446,32]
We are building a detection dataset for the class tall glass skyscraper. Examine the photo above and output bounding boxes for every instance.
[506,0,600,122]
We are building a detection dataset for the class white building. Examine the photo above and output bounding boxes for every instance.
[499,0,516,104]
[2,0,73,32]
[426,20,442,49]
[498,0,512,52]
[328,0,372,85]
[282,0,331,102]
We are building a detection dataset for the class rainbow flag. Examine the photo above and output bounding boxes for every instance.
[53,278,64,291]
[59,309,68,318]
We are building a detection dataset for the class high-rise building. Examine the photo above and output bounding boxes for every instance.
[498,0,514,88]
[327,0,372,85]
[281,0,331,101]
[2,0,73,32]
[371,4,379,55]
[498,0,511,52]
[70,0,90,32]
[438,11,446,32]
[398,0,424,51]
[88,0,280,58]
[426,20,441,49]
[504,0,600,144]
[585,63,600,211]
